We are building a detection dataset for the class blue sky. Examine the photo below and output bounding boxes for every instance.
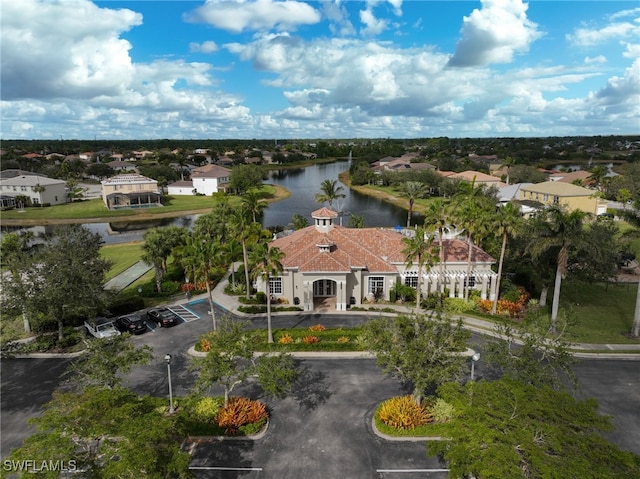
[1,0,638,140]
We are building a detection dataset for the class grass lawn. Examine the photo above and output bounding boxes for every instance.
[0,185,279,222]
[559,280,638,344]
[100,241,146,280]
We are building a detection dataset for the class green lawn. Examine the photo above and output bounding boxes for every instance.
[1,185,277,221]
[559,280,637,344]
[100,242,146,280]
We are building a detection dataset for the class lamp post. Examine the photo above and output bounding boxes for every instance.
[164,353,175,414]
[137,286,142,296]
[207,309,216,331]
[470,352,480,381]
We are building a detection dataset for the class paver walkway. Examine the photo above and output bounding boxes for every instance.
[103,261,153,291]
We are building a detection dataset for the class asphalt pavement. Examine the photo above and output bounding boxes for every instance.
[2,272,640,477]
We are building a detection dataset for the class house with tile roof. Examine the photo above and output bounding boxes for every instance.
[101,174,161,210]
[266,208,496,311]
[518,181,607,215]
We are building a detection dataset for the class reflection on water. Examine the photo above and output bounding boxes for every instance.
[2,160,409,244]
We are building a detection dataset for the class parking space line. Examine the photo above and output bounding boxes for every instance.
[169,305,199,322]
[189,466,263,471]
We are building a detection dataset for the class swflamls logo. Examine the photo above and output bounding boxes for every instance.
[2,459,77,472]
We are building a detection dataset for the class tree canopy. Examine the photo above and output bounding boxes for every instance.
[430,378,640,479]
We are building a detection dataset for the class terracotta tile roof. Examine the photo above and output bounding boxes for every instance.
[271,226,494,273]
[312,207,338,218]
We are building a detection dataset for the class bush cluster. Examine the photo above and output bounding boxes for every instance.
[217,397,268,435]
[377,396,432,430]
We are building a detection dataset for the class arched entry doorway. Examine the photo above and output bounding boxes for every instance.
[313,279,337,310]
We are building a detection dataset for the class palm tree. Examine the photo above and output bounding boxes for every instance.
[500,156,516,185]
[423,198,452,297]
[402,227,438,310]
[491,202,523,314]
[230,209,265,299]
[587,165,608,191]
[527,206,589,330]
[249,242,285,343]
[398,181,429,228]
[315,179,346,209]
[141,227,187,293]
[182,234,223,331]
[242,188,268,223]
[223,238,243,286]
[453,179,493,301]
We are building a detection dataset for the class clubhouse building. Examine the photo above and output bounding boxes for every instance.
[265,208,497,311]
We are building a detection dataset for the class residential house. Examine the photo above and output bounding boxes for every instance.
[101,174,161,210]
[190,164,231,195]
[265,208,496,311]
[0,174,67,206]
[548,170,592,185]
[518,181,607,215]
[107,160,138,173]
[167,180,196,196]
[445,170,505,187]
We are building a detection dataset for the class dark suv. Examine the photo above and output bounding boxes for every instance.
[115,314,147,335]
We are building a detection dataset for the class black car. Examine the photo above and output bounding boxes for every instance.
[115,314,147,335]
[147,308,180,328]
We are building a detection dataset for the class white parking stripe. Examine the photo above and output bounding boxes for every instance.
[188,466,263,471]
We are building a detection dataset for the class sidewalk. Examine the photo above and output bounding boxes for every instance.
[198,270,640,360]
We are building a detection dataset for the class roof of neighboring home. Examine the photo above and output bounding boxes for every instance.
[498,183,533,202]
[0,169,46,179]
[549,170,592,184]
[192,164,231,178]
[0,175,65,186]
[101,174,157,185]
[167,180,194,188]
[449,170,503,183]
[520,181,596,197]
[271,225,494,273]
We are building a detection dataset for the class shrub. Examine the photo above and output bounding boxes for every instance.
[377,395,433,430]
[199,338,212,352]
[216,397,268,435]
[390,282,416,303]
[277,333,293,344]
[193,396,223,423]
[309,324,326,332]
[443,297,475,314]
[429,398,455,424]
[302,335,320,344]
[256,291,267,304]
[337,336,350,344]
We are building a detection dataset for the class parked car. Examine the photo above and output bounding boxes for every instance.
[147,308,180,328]
[115,314,147,335]
[84,317,121,338]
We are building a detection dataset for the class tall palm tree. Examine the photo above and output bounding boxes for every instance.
[398,181,429,228]
[315,179,346,209]
[223,238,243,286]
[527,206,589,330]
[249,242,285,343]
[230,209,265,299]
[500,156,516,185]
[242,188,268,223]
[491,202,524,314]
[587,165,608,191]
[182,234,222,331]
[453,179,493,301]
[423,198,452,297]
[142,227,188,293]
[402,227,438,310]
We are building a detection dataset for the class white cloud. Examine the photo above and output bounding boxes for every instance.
[184,0,321,33]
[1,0,142,100]
[189,41,219,53]
[322,0,356,36]
[622,43,640,59]
[568,22,639,47]
[585,55,607,64]
[359,6,388,36]
[448,0,541,67]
